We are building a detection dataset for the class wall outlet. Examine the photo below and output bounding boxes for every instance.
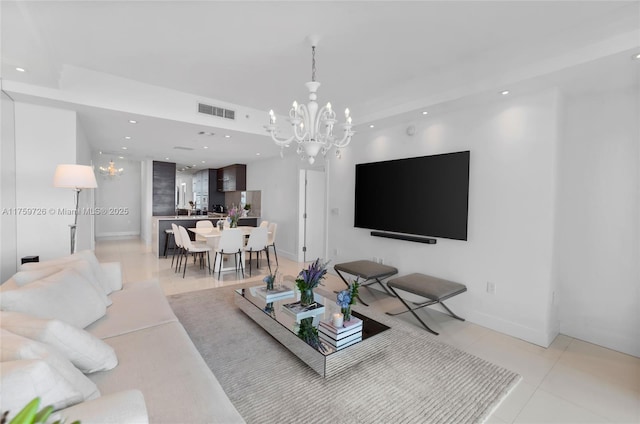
[486,281,496,295]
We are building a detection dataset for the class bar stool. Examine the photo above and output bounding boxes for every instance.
[163,228,175,258]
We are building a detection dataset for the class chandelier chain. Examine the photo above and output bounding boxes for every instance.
[311,46,316,82]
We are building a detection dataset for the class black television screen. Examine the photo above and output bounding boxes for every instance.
[354,151,470,241]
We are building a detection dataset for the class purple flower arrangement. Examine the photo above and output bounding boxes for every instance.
[227,206,242,227]
[295,258,329,291]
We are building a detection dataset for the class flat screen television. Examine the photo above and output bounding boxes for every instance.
[354,150,470,241]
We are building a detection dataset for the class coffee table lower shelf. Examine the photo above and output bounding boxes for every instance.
[234,289,391,377]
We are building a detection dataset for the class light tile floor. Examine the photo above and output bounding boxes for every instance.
[95,237,640,424]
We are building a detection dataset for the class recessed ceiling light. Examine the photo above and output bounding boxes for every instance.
[224,135,231,138]
[201,160,205,163]
[369,124,375,128]
[634,53,640,60]
[119,156,124,159]
[16,67,26,72]
[501,90,510,95]
[99,151,103,155]
[203,146,209,149]
[124,136,131,140]
[121,146,127,150]
[165,157,170,160]
[422,111,428,115]
[128,120,137,124]
[256,153,261,156]
[192,164,196,167]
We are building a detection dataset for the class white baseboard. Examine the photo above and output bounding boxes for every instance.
[96,231,140,239]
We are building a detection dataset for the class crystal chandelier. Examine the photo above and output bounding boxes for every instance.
[266,46,354,164]
[99,160,124,178]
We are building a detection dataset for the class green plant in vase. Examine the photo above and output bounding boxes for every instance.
[336,278,360,321]
[295,258,328,306]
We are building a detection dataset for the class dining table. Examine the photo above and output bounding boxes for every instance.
[187,226,261,273]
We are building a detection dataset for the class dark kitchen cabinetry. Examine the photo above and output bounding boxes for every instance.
[152,161,176,216]
[217,164,246,192]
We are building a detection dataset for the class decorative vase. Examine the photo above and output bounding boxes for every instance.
[266,280,274,291]
[341,306,352,321]
[300,288,314,306]
[230,221,238,228]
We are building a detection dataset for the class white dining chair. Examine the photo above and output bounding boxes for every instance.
[178,226,212,278]
[259,220,269,228]
[266,222,278,266]
[213,228,244,279]
[195,220,214,242]
[243,227,270,277]
[171,223,183,271]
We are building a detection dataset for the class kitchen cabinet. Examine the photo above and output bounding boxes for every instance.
[217,164,246,192]
[152,161,177,216]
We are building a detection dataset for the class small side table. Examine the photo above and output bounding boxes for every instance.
[334,260,398,306]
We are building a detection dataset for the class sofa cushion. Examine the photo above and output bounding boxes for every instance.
[20,250,113,295]
[51,390,149,424]
[1,329,100,402]
[0,359,83,415]
[89,322,244,424]
[86,280,177,340]
[0,311,117,373]
[0,268,107,329]
[11,260,111,307]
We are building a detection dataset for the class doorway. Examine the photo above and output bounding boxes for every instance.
[298,169,327,262]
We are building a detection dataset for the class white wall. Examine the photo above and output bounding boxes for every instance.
[328,90,561,347]
[93,155,141,238]
[555,89,640,357]
[1,90,18,281]
[14,102,78,261]
[247,154,302,260]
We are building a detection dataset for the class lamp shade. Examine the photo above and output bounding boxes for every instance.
[53,164,98,189]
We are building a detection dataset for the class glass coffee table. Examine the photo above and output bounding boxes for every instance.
[235,285,391,377]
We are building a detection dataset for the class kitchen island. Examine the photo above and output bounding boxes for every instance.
[152,215,260,257]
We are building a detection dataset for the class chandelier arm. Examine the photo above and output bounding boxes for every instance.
[293,104,312,141]
[333,127,355,148]
[314,104,337,142]
[269,131,296,147]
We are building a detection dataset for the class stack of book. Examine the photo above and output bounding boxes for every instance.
[253,285,294,303]
[318,317,363,350]
[281,301,326,321]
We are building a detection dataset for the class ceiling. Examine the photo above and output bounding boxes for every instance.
[2,1,639,169]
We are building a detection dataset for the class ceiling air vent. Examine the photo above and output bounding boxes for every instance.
[173,146,194,151]
[198,102,235,120]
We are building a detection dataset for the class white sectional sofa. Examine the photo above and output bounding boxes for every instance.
[0,251,244,423]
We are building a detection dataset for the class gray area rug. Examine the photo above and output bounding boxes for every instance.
[168,286,521,424]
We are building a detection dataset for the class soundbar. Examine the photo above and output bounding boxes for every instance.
[370,231,437,244]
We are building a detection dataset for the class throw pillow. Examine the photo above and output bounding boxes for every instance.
[1,329,100,402]
[0,268,107,328]
[0,359,83,414]
[10,260,111,307]
[0,311,118,373]
[20,250,113,295]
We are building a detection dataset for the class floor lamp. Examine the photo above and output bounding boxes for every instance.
[53,164,98,254]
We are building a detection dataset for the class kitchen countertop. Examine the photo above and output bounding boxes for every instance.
[153,215,260,220]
